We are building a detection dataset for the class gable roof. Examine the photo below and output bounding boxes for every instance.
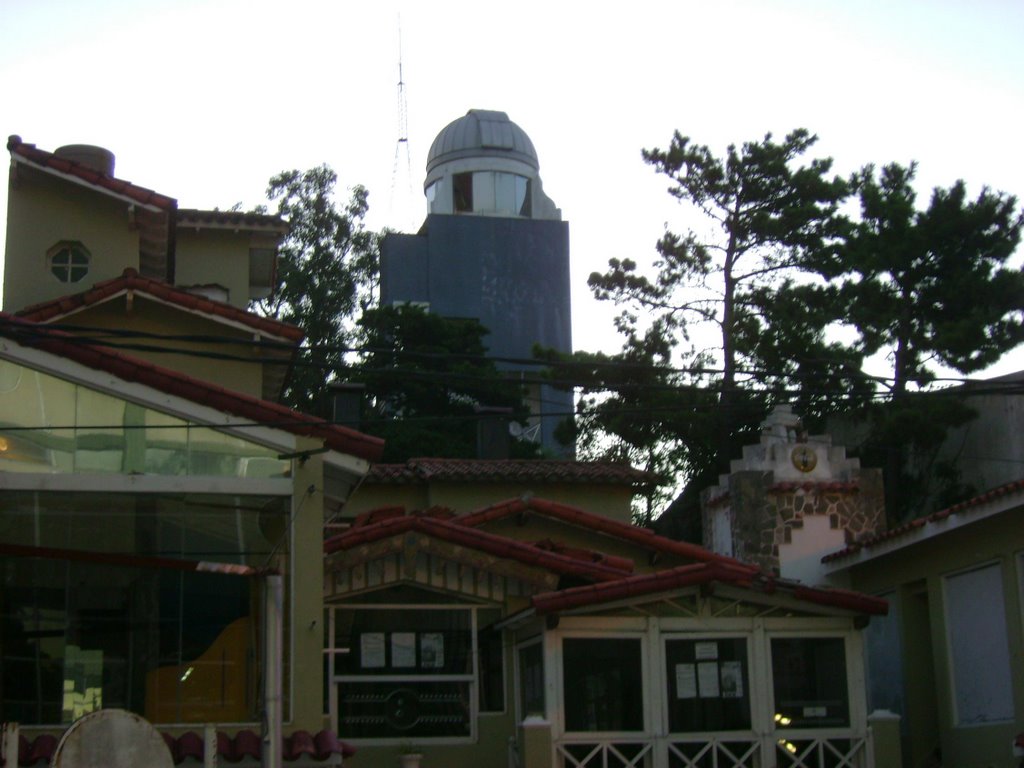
[8,135,175,212]
[366,458,657,487]
[531,561,888,616]
[177,209,290,234]
[326,499,887,618]
[457,496,737,565]
[17,268,303,342]
[325,510,633,582]
[823,478,1024,566]
[0,314,384,461]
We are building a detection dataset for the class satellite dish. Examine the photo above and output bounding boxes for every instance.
[50,709,174,768]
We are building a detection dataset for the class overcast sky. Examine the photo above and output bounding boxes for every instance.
[2,0,1022,377]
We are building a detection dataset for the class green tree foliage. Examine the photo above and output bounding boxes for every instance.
[584,130,866,497]
[252,165,378,413]
[350,305,538,463]
[828,162,1024,518]
[544,338,718,525]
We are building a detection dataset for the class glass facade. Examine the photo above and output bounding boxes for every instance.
[0,491,289,725]
[0,359,289,478]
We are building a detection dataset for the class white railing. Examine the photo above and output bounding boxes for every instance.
[554,732,872,768]
[774,734,870,768]
[667,737,760,767]
[556,739,654,768]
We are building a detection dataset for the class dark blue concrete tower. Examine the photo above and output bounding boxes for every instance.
[380,109,573,455]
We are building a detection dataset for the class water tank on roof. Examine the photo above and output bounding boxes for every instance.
[423,109,560,221]
[55,144,115,176]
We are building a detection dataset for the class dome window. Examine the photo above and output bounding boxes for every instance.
[48,242,90,283]
[452,172,531,217]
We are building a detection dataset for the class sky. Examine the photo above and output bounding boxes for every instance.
[1,0,1023,378]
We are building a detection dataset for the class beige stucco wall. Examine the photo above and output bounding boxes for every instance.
[174,229,254,310]
[4,168,140,312]
[54,295,265,398]
[290,441,328,732]
[343,481,635,524]
[839,510,1024,768]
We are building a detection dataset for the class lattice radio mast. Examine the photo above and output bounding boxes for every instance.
[389,17,415,230]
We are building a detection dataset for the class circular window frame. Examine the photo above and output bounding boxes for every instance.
[47,241,91,284]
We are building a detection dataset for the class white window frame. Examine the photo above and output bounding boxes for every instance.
[556,629,651,738]
[326,602,482,746]
[765,630,863,734]
[660,631,757,739]
[513,635,544,725]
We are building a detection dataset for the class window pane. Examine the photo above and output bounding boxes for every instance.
[518,642,544,718]
[477,609,504,712]
[494,173,516,214]
[472,171,495,213]
[864,592,903,716]
[563,638,643,732]
[516,176,531,217]
[0,557,260,725]
[665,638,751,732]
[0,360,288,478]
[338,680,471,739]
[945,564,1013,723]
[333,609,471,677]
[771,638,849,728]
[453,173,473,212]
[425,181,440,212]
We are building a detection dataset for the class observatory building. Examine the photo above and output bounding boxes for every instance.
[381,109,573,454]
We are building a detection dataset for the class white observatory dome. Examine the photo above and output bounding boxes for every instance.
[423,109,560,221]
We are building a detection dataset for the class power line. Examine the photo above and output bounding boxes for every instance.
[5,318,1020,396]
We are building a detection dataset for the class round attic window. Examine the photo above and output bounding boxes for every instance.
[48,242,90,283]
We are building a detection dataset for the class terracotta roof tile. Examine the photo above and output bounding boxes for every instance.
[0,314,384,462]
[21,729,355,766]
[324,512,630,582]
[823,478,1024,563]
[8,135,176,211]
[531,538,635,574]
[364,458,658,486]
[177,208,290,234]
[17,268,304,342]
[531,562,888,616]
[457,496,744,567]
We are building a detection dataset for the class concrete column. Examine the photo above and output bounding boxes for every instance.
[520,716,553,768]
[868,709,902,768]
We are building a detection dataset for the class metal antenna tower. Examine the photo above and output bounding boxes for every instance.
[389,17,415,229]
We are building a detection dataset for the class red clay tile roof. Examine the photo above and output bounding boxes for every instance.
[16,729,354,766]
[0,314,384,462]
[823,478,1024,563]
[327,499,886,617]
[8,135,176,211]
[531,562,888,616]
[16,268,303,342]
[324,512,632,582]
[177,208,290,234]
[365,458,657,486]
[457,496,740,566]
